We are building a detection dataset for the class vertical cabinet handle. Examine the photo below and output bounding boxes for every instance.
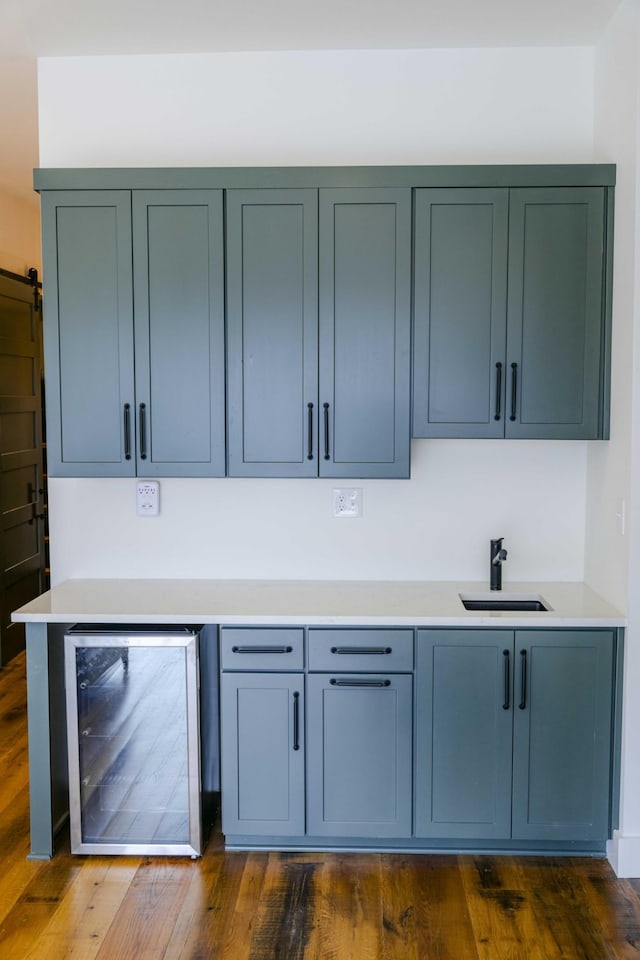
[502,649,510,710]
[510,363,518,422]
[307,402,314,460]
[123,403,132,460]
[494,362,503,421]
[293,691,300,751]
[323,402,330,461]
[139,403,147,460]
[519,649,527,710]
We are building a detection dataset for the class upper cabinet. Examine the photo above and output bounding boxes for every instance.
[42,189,225,477]
[132,191,225,476]
[412,186,611,439]
[226,189,319,478]
[226,187,411,478]
[37,165,615,478]
[41,191,135,476]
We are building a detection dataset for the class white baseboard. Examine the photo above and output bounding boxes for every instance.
[607,834,640,877]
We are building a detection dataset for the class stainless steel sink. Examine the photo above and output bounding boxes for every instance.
[459,592,551,612]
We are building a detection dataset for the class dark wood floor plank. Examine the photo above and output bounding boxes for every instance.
[381,854,481,960]
[302,851,384,960]
[572,857,640,959]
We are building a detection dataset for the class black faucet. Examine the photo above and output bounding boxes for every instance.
[490,537,508,590]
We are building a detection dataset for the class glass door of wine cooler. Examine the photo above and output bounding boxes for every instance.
[64,625,202,856]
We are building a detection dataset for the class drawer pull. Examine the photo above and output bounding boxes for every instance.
[293,691,300,751]
[330,646,393,656]
[231,645,294,654]
[494,362,502,421]
[329,678,391,688]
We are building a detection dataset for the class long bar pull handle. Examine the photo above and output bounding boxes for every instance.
[124,403,132,460]
[293,691,300,751]
[519,649,527,710]
[510,363,518,422]
[503,649,511,710]
[494,362,503,421]
[231,646,294,654]
[330,646,392,656]
[329,678,391,688]
[307,402,314,460]
[323,403,330,460]
[139,403,147,460]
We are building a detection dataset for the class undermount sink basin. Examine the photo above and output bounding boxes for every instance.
[459,592,551,612]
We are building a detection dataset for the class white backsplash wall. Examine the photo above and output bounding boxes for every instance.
[48,440,587,584]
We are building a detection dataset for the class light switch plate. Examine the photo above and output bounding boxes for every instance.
[136,480,160,517]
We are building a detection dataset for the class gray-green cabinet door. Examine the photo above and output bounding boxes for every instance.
[415,630,513,839]
[306,673,412,837]
[132,191,225,476]
[319,189,411,478]
[512,630,613,842]
[506,188,606,439]
[226,190,318,477]
[412,189,509,438]
[221,673,305,837]
[41,191,135,477]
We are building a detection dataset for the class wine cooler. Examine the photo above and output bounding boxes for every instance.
[64,624,202,856]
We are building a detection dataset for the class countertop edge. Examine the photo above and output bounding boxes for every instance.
[10,579,627,629]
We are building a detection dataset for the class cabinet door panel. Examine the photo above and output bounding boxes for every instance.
[319,189,411,478]
[506,188,605,439]
[415,630,513,839]
[226,190,318,477]
[221,673,305,836]
[307,673,412,837]
[413,189,508,438]
[41,191,134,476]
[512,630,613,842]
[133,190,225,476]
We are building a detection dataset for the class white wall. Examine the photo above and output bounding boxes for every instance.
[592,0,640,878]
[0,188,40,275]
[38,48,594,167]
[38,47,595,587]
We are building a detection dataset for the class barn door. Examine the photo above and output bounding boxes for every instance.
[0,269,47,665]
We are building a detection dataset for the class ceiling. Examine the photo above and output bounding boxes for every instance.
[0,0,623,206]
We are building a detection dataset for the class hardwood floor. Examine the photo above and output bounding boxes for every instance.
[1,650,640,959]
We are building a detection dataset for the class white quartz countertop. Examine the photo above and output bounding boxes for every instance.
[11,579,626,628]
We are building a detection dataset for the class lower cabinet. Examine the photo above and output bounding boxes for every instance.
[415,629,614,843]
[414,630,513,839]
[219,624,616,850]
[306,673,413,837]
[220,672,305,836]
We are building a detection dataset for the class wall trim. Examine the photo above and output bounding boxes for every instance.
[607,833,640,877]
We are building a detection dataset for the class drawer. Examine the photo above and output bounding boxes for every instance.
[308,629,413,672]
[220,628,304,671]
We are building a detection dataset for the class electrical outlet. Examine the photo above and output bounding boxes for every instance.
[136,480,160,517]
[616,498,626,536]
[333,488,362,518]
